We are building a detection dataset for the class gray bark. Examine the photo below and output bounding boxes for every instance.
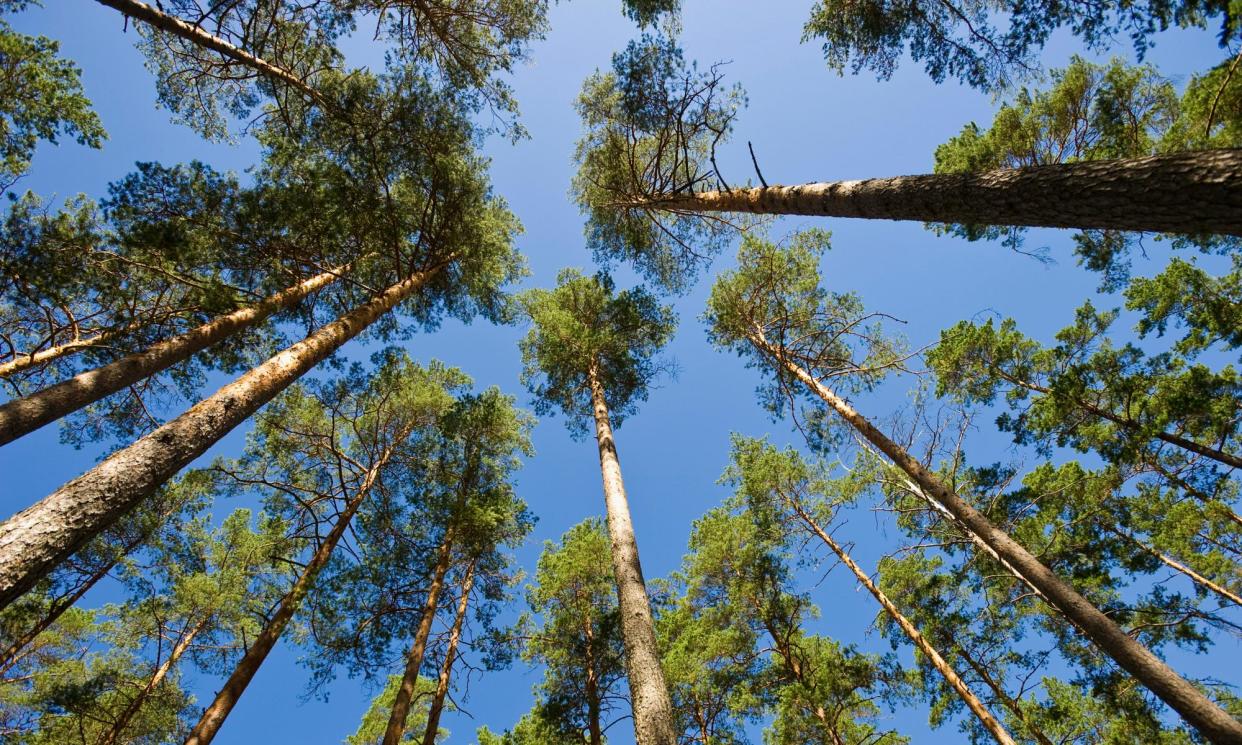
[648,149,1242,236]
[0,265,441,612]
[587,367,677,745]
[752,330,1242,745]
[0,265,348,446]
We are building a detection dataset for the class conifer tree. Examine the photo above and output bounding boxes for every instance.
[518,268,678,745]
[705,230,1242,743]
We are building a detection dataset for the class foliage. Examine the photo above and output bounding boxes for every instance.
[573,34,746,292]
[518,268,675,435]
[347,674,445,745]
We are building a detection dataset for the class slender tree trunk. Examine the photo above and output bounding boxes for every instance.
[1144,459,1242,529]
[1112,527,1242,607]
[776,493,1017,745]
[99,617,209,745]
[643,149,1242,235]
[0,262,446,612]
[420,561,475,745]
[584,617,603,745]
[93,0,325,105]
[0,264,349,446]
[0,322,138,379]
[383,528,457,745]
[586,366,677,745]
[955,644,1057,745]
[750,330,1242,745]
[184,446,397,745]
[994,371,1242,470]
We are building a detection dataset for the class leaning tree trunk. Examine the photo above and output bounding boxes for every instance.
[0,321,141,379]
[749,330,1242,745]
[1111,527,1242,607]
[992,370,1242,470]
[0,264,349,446]
[184,446,397,745]
[420,560,475,745]
[586,365,677,745]
[0,261,446,612]
[99,616,209,745]
[93,0,325,105]
[778,492,1017,745]
[644,149,1242,236]
[383,522,460,745]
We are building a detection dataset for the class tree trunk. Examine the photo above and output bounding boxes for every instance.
[750,330,1242,745]
[93,0,325,105]
[584,616,603,745]
[956,645,1057,745]
[778,492,1017,745]
[645,149,1242,236]
[0,264,348,446]
[99,616,209,745]
[0,322,138,379]
[994,370,1242,470]
[420,560,475,745]
[184,446,396,745]
[1112,527,1242,607]
[0,262,444,612]
[383,528,457,745]
[587,366,677,745]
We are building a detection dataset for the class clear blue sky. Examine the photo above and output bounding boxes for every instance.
[1,2,1235,743]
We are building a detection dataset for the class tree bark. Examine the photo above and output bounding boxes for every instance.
[0,322,137,379]
[0,264,349,446]
[1111,527,1242,607]
[644,149,1242,236]
[777,492,1017,745]
[184,446,397,745]
[383,527,457,745]
[587,366,677,745]
[93,0,326,105]
[584,615,603,745]
[420,560,475,745]
[750,330,1242,745]
[956,644,1057,745]
[99,616,209,745]
[993,370,1242,470]
[0,263,444,612]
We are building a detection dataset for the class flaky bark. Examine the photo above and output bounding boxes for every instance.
[0,265,348,446]
[99,616,209,745]
[383,530,456,745]
[0,263,443,612]
[587,367,677,745]
[420,561,475,745]
[777,491,1017,745]
[645,150,1242,236]
[750,330,1242,744]
[184,446,396,745]
[93,0,326,105]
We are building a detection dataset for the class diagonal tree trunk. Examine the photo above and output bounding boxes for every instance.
[0,264,349,446]
[93,0,326,106]
[748,329,1242,745]
[383,526,458,745]
[0,321,140,379]
[641,149,1242,236]
[1110,527,1242,607]
[0,261,447,612]
[775,490,1018,745]
[99,616,210,745]
[184,444,399,745]
[587,365,677,745]
[420,560,476,745]
[991,370,1242,470]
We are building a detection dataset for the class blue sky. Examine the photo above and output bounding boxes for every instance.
[1,2,1236,743]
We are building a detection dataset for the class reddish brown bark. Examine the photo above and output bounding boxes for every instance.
[0,263,443,612]
[420,561,475,745]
